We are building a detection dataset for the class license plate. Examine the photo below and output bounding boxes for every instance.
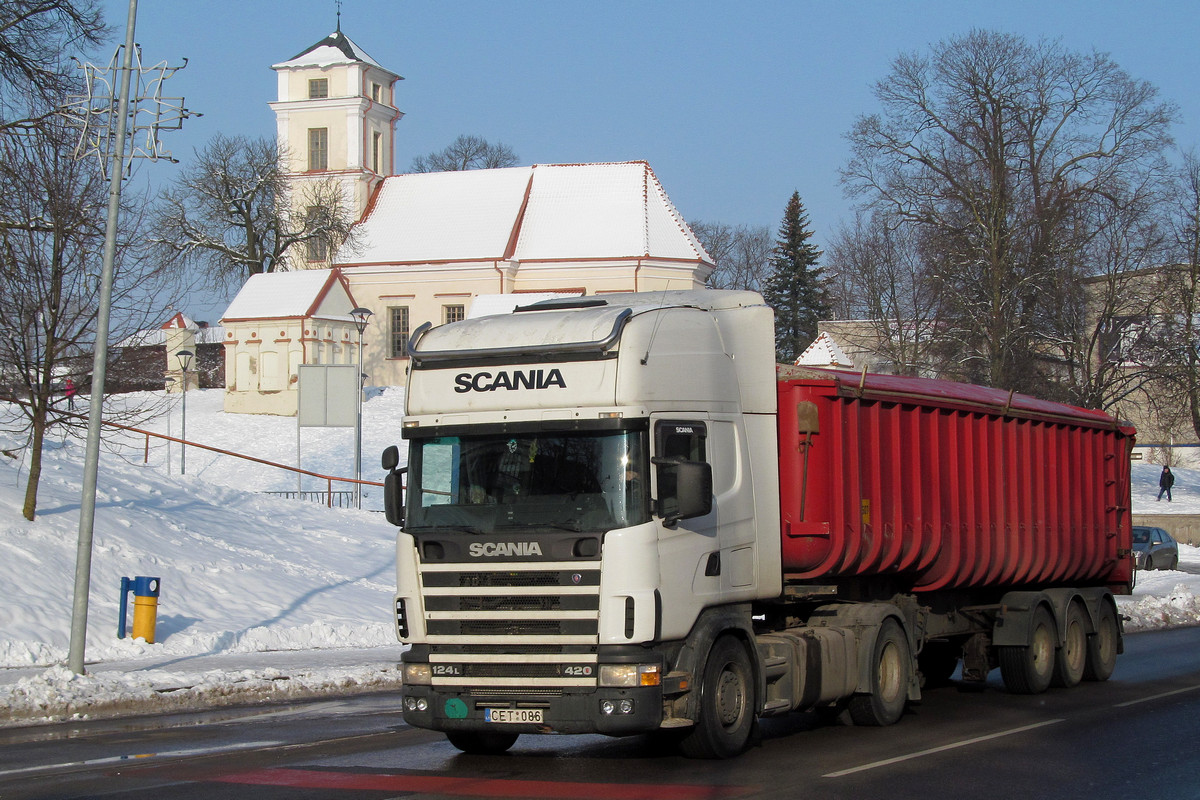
[485,708,543,724]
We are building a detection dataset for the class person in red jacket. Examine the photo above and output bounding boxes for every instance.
[64,377,77,410]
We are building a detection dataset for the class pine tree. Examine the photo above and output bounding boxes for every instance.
[762,191,829,362]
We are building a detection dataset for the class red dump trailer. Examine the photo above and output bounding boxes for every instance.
[776,366,1134,593]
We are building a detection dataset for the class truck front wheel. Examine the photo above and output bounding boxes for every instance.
[848,619,910,726]
[999,605,1056,694]
[679,635,756,759]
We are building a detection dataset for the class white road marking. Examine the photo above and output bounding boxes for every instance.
[0,740,285,779]
[822,720,1065,778]
[1113,683,1200,708]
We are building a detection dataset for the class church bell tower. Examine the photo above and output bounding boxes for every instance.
[270,23,403,268]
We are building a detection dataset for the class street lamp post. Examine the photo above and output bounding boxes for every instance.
[176,349,193,475]
[349,308,373,509]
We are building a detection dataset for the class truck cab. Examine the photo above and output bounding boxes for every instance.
[385,291,781,755]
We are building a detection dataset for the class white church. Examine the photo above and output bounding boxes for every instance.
[220,26,715,415]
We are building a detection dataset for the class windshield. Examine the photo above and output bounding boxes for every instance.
[406,429,649,533]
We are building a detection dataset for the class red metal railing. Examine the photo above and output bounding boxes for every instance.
[4,398,385,508]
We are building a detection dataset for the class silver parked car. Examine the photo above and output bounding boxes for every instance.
[1132,526,1179,570]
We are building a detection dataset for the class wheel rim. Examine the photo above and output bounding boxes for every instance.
[1032,622,1054,675]
[1064,618,1085,674]
[715,662,747,728]
[879,641,903,703]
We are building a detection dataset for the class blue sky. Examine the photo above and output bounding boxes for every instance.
[98,0,1200,320]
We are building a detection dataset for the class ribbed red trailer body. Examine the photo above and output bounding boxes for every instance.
[777,367,1135,594]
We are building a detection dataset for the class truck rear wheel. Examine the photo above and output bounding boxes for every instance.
[445,731,519,755]
[848,619,910,726]
[999,605,1056,694]
[1051,603,1087,688]
[679,635,756,759]
[1083,600,1119,682]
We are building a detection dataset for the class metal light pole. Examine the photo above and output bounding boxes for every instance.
[176,349,193,475]
[65,0,195,676]
[67,0,139,677]
[350,308,373,509]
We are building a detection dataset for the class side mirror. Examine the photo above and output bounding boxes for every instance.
[653,457,712,526]
[381,445,405,527]
[382,445,400,471]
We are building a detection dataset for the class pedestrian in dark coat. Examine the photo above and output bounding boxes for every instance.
[1157,465,1175,502]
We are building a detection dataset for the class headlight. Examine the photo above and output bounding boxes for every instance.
[403,663,432,685]
[599,664,660,687]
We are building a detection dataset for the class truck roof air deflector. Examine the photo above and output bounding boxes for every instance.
[407,308,633,369]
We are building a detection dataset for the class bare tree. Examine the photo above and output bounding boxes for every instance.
[690,221,772,292]
[1047,173,1170,410]
[844,30,1176,395]
[0,1,106,133]
[410,135,520,173]
[0,120,183,520]
[151,134,359,287]
[825,210,945,376]
[1153,153,1200,439]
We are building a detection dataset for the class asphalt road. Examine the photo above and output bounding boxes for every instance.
[3,627,1199,800]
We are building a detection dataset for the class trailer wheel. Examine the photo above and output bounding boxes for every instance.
[848,619,910,726]
[1083,600,1119,682]
[999,605,1056,694]
[1051,603,1087,688]
[445,731,519,755]
[679,635,756,759]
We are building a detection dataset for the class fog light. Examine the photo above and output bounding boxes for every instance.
[416,698,428,712]
[618,699,634,714]
[404,696,417,711]
[600,700,616,715]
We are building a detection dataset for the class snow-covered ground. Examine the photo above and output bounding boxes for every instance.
[0,389,1197,726]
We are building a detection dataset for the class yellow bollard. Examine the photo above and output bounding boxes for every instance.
[125,576,161,644]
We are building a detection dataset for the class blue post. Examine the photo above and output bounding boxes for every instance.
[117,576,131,638]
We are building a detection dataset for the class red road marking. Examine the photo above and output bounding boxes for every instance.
[210,767,757,799]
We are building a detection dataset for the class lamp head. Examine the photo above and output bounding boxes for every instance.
[349,307,373,335]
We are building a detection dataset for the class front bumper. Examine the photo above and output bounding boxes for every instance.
[400,684,663,736]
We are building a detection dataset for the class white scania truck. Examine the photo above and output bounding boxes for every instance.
[381,290,1132,758]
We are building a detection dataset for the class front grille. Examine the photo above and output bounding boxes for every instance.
[419,560,602,689]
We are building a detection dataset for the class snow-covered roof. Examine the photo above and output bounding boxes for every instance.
[340,162,713,267]
[272,29,395,75]
[221,269,354,322]
[796,332,855,368]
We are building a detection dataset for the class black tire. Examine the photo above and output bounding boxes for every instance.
[1168,555,1179,570]
[445,731,519,755]
[1051,603,1087,688]
[679,635,756,759]
[848,619,911,726]
[917,640,960,688]
[999,605,1056,695]
[1083,601,1119,682]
